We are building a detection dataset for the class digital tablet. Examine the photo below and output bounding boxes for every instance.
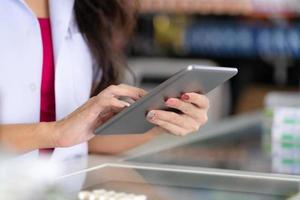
[95,65,238,135]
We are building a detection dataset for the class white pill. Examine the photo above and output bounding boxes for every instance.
[88,193,97,200]
[107,191,116,196]
[120,197,131,200]
[98,196,107,200]
[121,194,134,200]
[134,195,147,200]
[78,191,91,200]
[93,189,106,194]
[80,189,147,200]
[115,193,126,198]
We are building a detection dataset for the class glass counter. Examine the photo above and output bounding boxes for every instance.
[126,112,300,176]
[57,112,300,200]
[129,117,270,173]
[58,163,300,200]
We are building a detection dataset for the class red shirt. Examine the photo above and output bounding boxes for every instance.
[38,18,56,154]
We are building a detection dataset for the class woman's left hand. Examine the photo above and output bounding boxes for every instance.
[146,93,209,136]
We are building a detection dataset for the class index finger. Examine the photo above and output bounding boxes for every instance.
[103,84,147,100]
[118,84,148,98]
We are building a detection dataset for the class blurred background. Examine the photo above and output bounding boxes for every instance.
[126,0,300,116]
[121,0,300,176]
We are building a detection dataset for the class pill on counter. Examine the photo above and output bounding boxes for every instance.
[107,197,118,200]
[78,191,91,200]
[134,195,147,200]
[93,189,106,194]
[88,193,97,200]
[115,193,126,199]
[98,196,107,200]
[107,191,117,196]
[78,189,147,200]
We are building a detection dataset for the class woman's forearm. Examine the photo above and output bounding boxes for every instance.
[0,122,56,153]
[88,128,162,155]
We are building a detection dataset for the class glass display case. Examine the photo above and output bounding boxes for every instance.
[57,112,300,200]
[127,112,300,176]
[58,163,300,200]
[129,116,269,173]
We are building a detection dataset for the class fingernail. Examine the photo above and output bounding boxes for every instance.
[122,102,131,107]
[139,90,147,97]
[166,98,176,105]
[147,111,155,120]
[181,94,190,101]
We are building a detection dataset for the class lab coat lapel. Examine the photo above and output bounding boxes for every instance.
[49,0,75,65]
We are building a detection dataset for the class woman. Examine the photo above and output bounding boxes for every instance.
[0,0,209,160]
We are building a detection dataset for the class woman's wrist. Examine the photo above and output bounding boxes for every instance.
[36,122,58,149]
[146,127,164,137]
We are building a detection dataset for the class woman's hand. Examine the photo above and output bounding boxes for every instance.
[88,92,209,155]
[52,84,146,148]
[146,93,209,136]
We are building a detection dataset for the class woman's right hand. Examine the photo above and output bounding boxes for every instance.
[51,84,147,148]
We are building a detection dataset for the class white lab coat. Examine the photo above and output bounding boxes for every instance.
[0,0,97,161]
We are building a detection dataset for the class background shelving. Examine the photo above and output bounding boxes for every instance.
[128,0,300,113]
[138,0,300,18]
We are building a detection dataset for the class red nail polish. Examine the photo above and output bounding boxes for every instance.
[181,94,190,100]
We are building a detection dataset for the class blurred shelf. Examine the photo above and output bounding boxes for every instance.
[130,19,300,60]
[138,0,300,19]
[184,20,300,59]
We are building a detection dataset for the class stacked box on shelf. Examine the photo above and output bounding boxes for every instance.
[264,93,300,175]
[272,107,300,174]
